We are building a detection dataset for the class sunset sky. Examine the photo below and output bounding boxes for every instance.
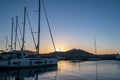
[0,0,120,54]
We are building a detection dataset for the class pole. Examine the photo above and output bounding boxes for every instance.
[14,16,18,50]
[21,7,26,51]
[36,0,41,54]
[11,17,14,50]
[6,36,8,51]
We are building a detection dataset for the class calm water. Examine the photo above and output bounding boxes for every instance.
[0,60,120,80]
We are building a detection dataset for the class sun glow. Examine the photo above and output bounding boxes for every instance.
[56,47,62,52]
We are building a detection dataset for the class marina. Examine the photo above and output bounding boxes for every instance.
[0,0,120,80]
[0,60,120,80]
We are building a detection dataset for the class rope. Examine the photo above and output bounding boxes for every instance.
[26,10,37,51]
[42,0,56,52]
[13,20,22,49]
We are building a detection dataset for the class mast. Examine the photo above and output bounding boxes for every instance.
[19,7,27,58]
[94,37,97,55]
[94,37,98,80]
[21,7,26,51]
[14,16,18,50]
[11,17,14,50]
[36,0,41,54]
[6,36,8,51]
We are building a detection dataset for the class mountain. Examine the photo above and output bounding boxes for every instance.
[0,49,116,60]
[65,48,93,56]
[40,48,95,60]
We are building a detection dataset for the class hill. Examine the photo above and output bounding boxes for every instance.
[40,48,95,60]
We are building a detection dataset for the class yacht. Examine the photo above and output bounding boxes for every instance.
[0,0,58,69]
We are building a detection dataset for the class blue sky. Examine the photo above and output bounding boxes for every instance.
[0,0,120,54]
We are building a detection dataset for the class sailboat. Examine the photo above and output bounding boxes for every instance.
[0,0,58,69]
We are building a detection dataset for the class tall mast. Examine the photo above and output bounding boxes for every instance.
[94,37,98,80]
[94,37,97,55]
[6,36,8,51]
[11,17,14,50]
[36,0,41,53]
[21,7,26,51]
[14,16,18,50]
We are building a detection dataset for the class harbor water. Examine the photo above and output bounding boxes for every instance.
[0,60,120,80]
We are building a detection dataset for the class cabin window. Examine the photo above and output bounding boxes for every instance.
[8,60,10,65]
[50,61,52,63]
[12,61,20,65]
[30,61,32,65]
[45,60,47,64]
[35,61,42,64]
[13,62,18,64]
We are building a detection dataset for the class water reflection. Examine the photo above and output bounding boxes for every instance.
[0,60,120,80]
[0,66,57,80]
[55,60,120,80]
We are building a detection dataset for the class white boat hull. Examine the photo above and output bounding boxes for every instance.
[0,58,58,69]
